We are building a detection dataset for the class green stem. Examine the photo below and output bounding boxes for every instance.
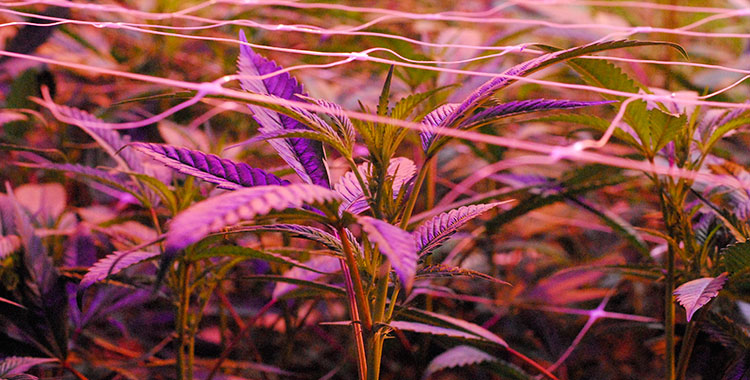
[400,157,432,229]
[676,319,700,380]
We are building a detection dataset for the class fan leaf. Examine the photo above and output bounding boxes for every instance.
[335,157,416,215]
[674,272,729,321]
[236,31,329,187]
[165,184,340,255]
[423,345,496,380]
[79,250,160,289]
[416,264,509,285]
[414,202,502,257]
[132,142,289,190]
[272,255,341,299]
[0,357,56,377]
[358,216,417,291]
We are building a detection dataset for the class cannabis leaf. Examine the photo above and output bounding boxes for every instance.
[79,250,160,289]
[423,345,496,380]
[414,202,502,257]
[358,216,417,291]
[236,31,329,187]
[420,103,458,153]
[272,255,341,299]
[674,272,729,321]
[132,142,289,190]
[0,357,56,378]
[165,184,340,255]
[334,157,416,215]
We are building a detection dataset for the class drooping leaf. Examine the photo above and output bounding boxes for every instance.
[335,157,417,215]
[674,272,729,321]
[272,255,342,299]
[398,307,508,347]
[414,202,501,257]
[0,357,56,377]
[79,250,160,289]
[420,103,458,153]
[724,243,750,275]
[423,345,496,380]
[358,216,417,291]
[236,31,329,187]
[191,245,326,273]
[21,163,140,200]
[165,184,341,255]
[416,264,509,285]
[460,99,614,130]
[46,103,146,174]
[132,142,289,190]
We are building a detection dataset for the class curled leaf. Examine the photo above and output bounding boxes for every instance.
[334,157,416,215]
[674,272,729,321]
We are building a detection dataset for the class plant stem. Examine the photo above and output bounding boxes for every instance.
[339,226,373,331]
[176,261,193,380]
[340,259,369,380]
[676,319,700,380]
[665,244,676,380]
[400,158,431,229]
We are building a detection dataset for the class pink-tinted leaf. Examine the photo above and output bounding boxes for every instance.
[414,202,502,257]
[416,264,509,285]
[165,184,340,255]
[420,103,458,152]
[272,255,341,299]
[423,345,496,379]
[335,157,416,215]
[132,142,289,190]
[236,31,329,187]
[79,250,160,289]
[304,97,356,148]
[358,216,417,291]
[49,103,146,175]
[461,99,614,128]
[0,357,56,377]
[390,321,481,341]
[674,272,729,321]
[0,234,21,259]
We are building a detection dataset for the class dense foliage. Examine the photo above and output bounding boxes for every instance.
[2,2,750,380]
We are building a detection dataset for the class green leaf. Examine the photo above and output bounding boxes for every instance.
[566,197,650,258]
[131,173,178,213]
[723,242,750,275]
[536,114,640,148]
[251,128,349,157]
[649,108,686,153]
[704,116,750,153]
[378,65,395,117]
[391,85,454,121]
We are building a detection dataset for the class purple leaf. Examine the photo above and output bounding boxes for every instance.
[30,163,137,193]
[305,97,356,148]
[423,345,496,379]
[414,202,502,257]
[420,103,458,153]
[50,103,147,174]
[165,184,341,255]
[0,357,57,377]
[461,99,614,127]
[674,272,729,321]
[357,216,417,291]
[237,31,329,188]
[334,157,416,215]
[132,142,289,190]
[272,255,341,299]
[240,224,345,253]
[79,250,160,289]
